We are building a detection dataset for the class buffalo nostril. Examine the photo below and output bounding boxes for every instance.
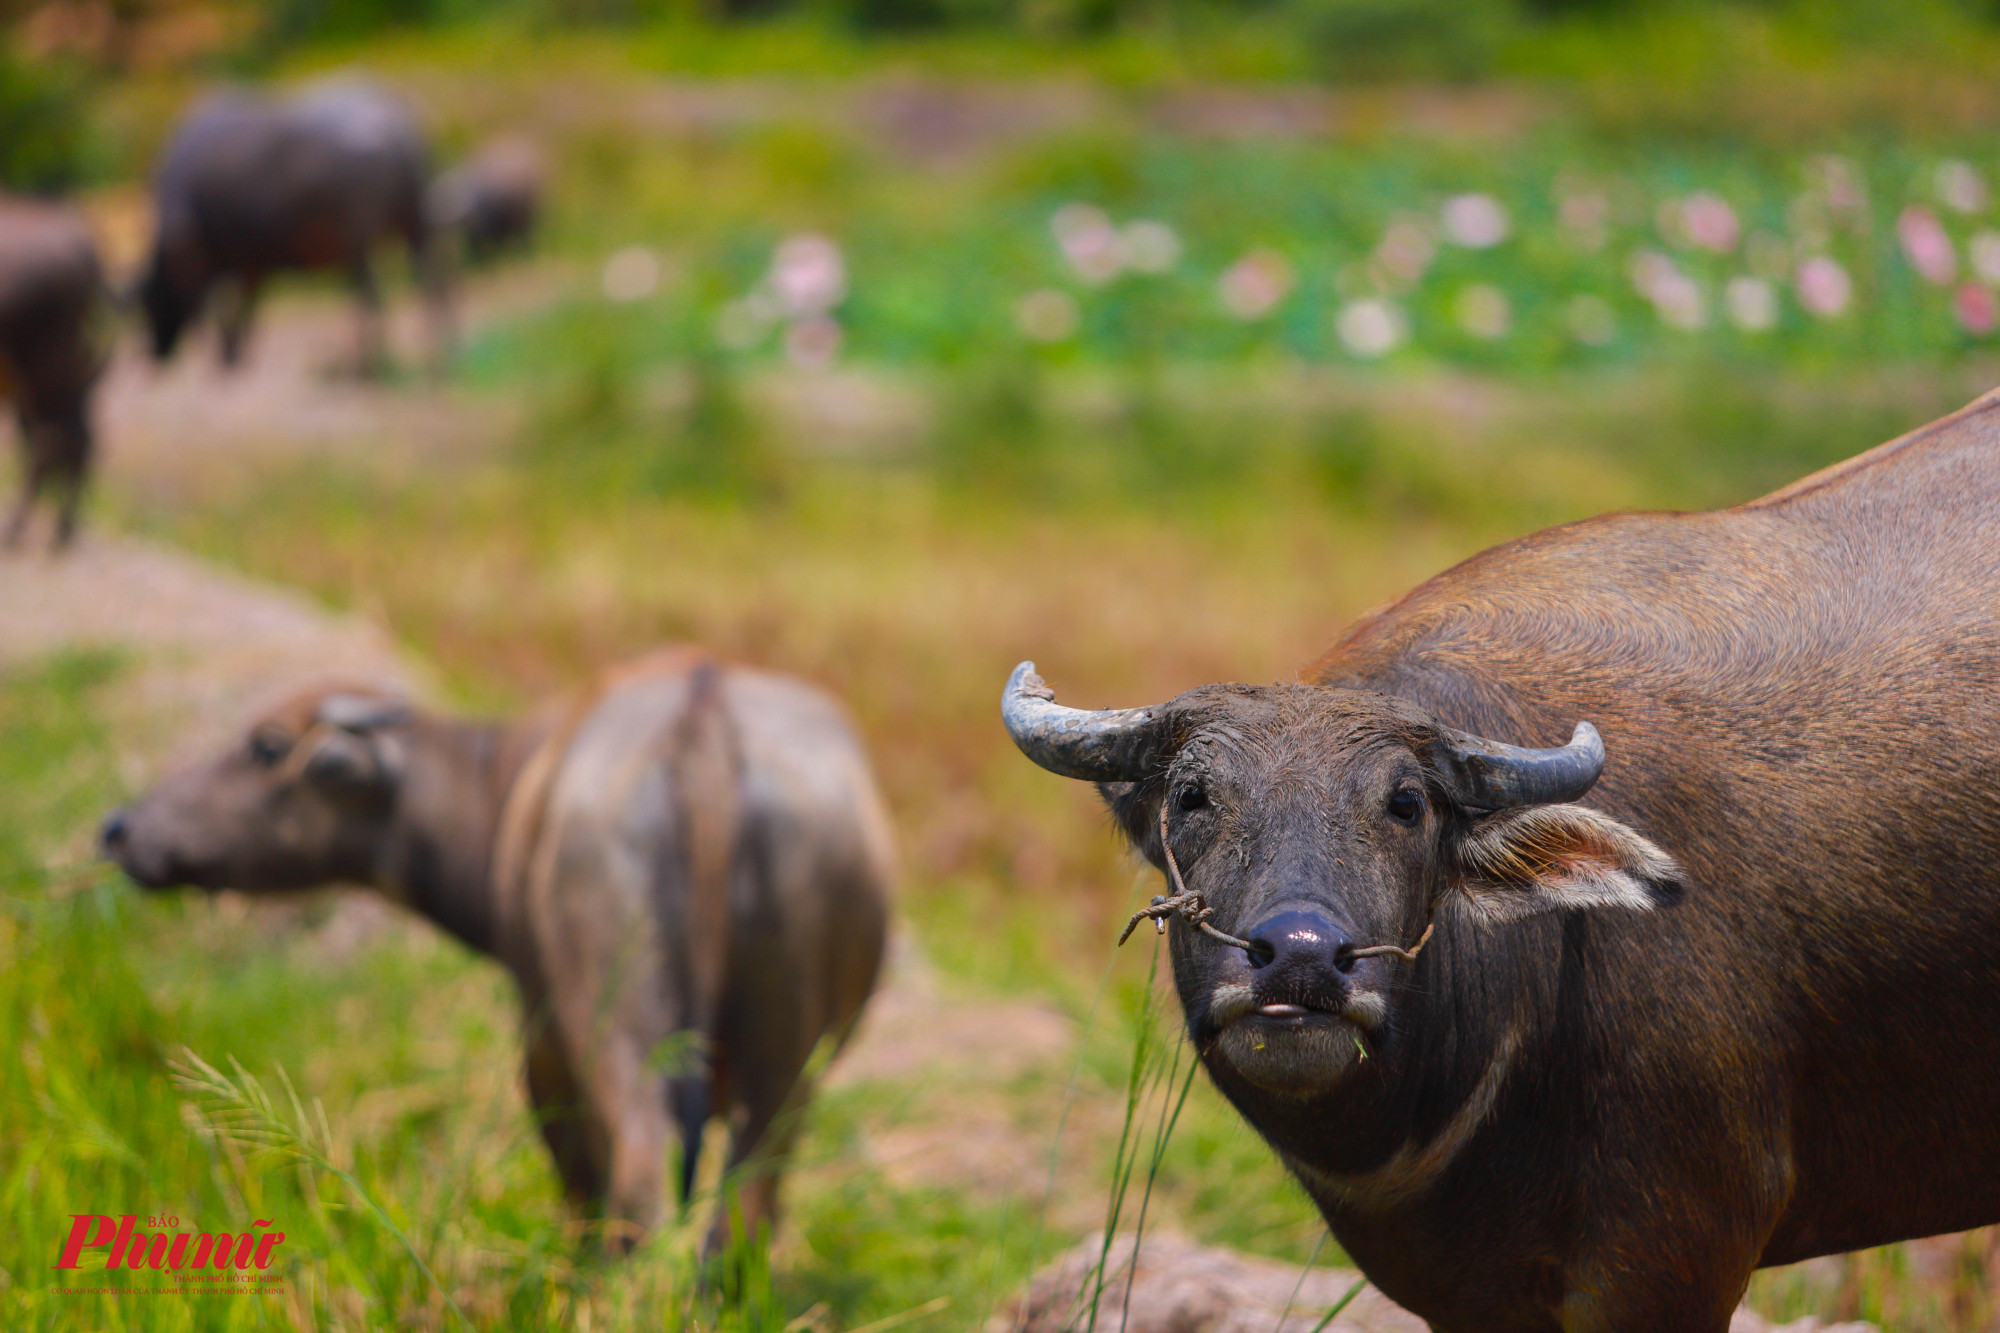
[100,810,129,853]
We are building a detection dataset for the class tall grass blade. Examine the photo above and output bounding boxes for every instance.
[1273,1230,1330,1332]
[1117,1038,1199,1333]
[1308,1275,1370,1333]
[169,1048,473,1329]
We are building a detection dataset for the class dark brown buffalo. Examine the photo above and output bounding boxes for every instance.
[0,195,106,549]
[139,79,450,376]
[427,137,545,266]
[103,650,893,1251]
[1003,392,2000,1331]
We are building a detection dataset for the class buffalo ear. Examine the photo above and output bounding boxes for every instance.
[1449,804,1686,922]
[1098,780,1164,863]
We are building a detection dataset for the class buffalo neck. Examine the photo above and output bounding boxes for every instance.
[376,715,526,957]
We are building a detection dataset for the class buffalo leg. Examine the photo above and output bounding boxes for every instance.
[349,254,386,379]
[49,420,91,549]
[216,275,263,369]
[705,1067,812,1256]
[584,1036,671,1254]
[673,1073,710,1209]
[409,222,454,378]
[51,470,81,548]
[4,439,49,549]
[523,1025,603,1212]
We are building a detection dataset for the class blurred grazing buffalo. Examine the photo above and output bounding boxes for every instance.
[427,137,546,265]
[103,650,893,1252]
[139,80,451,376]
[0,195,107,549]
[1005,391,2000,1330]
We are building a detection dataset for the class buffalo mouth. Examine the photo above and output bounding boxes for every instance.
[1206,979,1386,1094]
[1208,980,1385,1033]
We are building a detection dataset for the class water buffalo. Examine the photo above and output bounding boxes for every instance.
[0,195,106,549]
[103,650,893,1251]
[1002,391,2000,1330]
[427,136,545,265]
[138,79,450,376]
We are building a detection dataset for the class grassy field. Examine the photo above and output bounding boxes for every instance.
[12,13,2000,1328]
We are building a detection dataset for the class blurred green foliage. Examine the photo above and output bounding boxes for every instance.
[0,44,104,192]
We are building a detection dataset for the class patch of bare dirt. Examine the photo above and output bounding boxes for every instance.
[828,932,1084,1200]
[0,532,421,762]
[996,1231,1426,1333]
[998,1233,1881,1333]
[90,268,551,514]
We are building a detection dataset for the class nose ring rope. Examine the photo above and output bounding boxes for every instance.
[1116,800,1438,967]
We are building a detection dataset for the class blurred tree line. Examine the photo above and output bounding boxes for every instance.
[4,0,1999,192]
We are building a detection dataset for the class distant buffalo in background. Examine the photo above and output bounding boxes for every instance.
[139,79,451,377]
[102,649,894,1253]
[0,195,107,549]
[428,136,546,265]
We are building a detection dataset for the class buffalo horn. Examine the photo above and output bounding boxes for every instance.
[1439,720,1605,810]
[1001,661,1164,782]
[317,693,413,733]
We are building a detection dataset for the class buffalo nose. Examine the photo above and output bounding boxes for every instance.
[100,809,129,855]
[1246,911,1355,976]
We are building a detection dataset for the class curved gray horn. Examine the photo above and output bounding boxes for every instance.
[1001,661,1166,782]
[318,693,413,732]
[1439,720,1605,811]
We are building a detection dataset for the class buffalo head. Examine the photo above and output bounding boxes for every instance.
[136,234,207,362]
[1002,662,1685,1097]
[103,688,411,893]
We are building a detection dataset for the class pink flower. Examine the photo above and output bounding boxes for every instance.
[1118,220,1181,274]
[1813,155,1867,213]
[1971,231,2000,284]
[1441,194,1509,248]
[1557,187,1609,252]
[1897,206,1956,285]
[1335,299,1407,358]
[1795,256,1852,318]
[771,234,846,317]
[1938,160,1988,215]
[1725,276,1778,331]
[1681,193,1740,253]
[1218,249,1295,320]
[1052,204,1122,285]
[1371,216,1435,290]
[1630,251,1704,328]
[1955,283,1997,335]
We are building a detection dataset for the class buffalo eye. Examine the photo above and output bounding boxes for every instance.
[249,730,290,767]
[1386,788,1424,825]
[1175,782,1209,813]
